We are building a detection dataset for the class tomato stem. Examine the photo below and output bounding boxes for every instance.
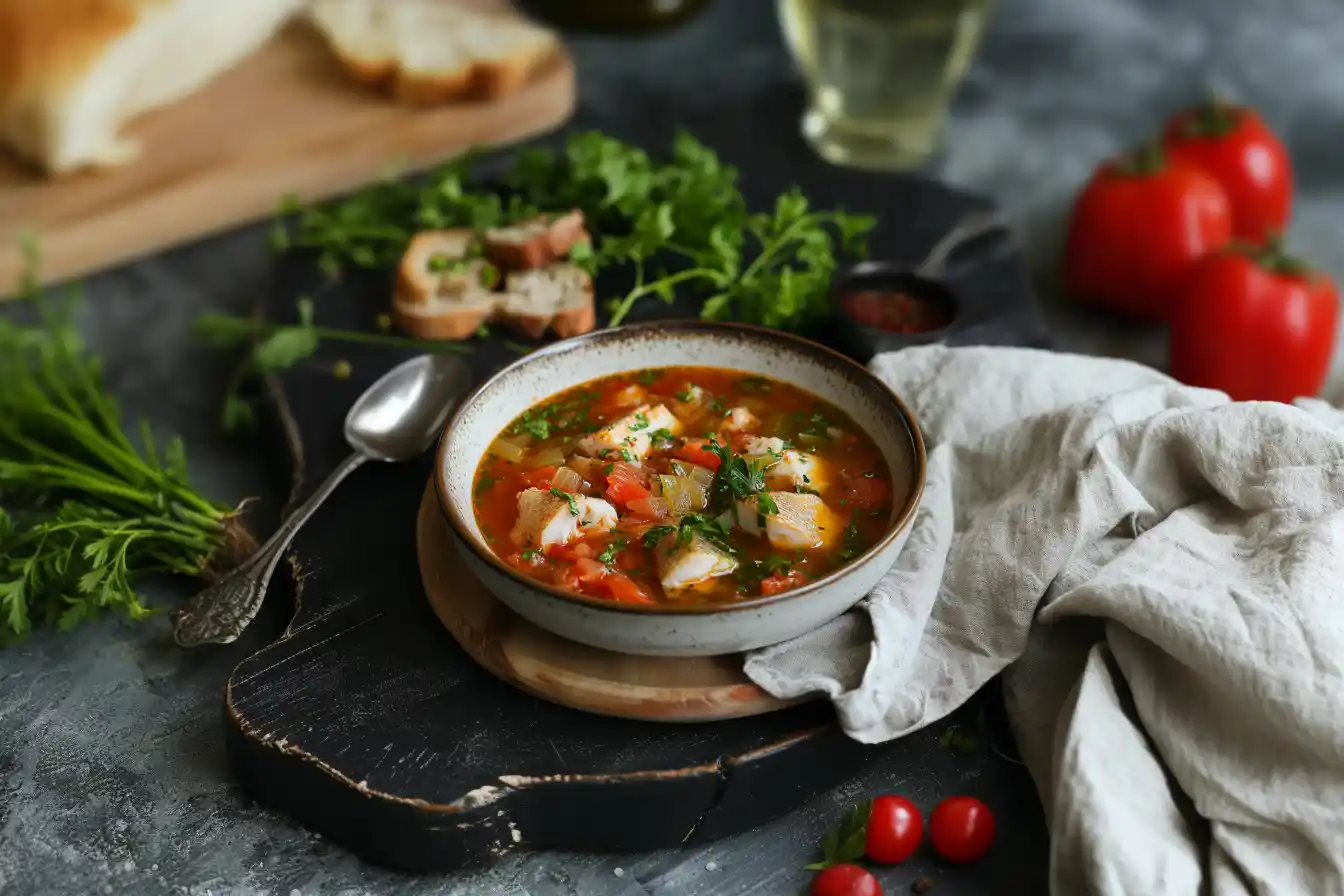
[1175,96,1242,138]
[1111,140,1166,176]
[1232,234,1315,279]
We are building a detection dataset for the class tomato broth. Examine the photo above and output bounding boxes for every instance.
[472,366,896,605]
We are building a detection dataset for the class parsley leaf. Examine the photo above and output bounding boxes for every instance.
[549,488,580,516]
[803,800,874,871]
[596,536,628,567]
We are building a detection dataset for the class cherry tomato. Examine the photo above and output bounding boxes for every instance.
[810,864,882,896]
[928,796,995,864]
[1163,100,1292,243]
[1064,142,1231,321]
[1169,241,1338,403]
[864,795,923,864]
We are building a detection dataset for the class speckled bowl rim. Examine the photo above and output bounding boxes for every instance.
[434,320,927,617]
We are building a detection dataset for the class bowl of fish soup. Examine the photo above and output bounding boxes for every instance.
[436,321,925,657]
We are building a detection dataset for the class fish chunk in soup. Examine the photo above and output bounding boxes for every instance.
[472,367,897,605]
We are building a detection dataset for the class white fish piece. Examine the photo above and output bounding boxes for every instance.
[734,492,837,550]
[510,487,616,547]
[720,406,759,432]
[741,437,827,492]
[578,404,683,462]
[655,532,738,592]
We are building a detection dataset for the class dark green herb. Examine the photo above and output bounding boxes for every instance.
[674,390,694,403]
[0,246,248,643]
[601,463,615,476]
[635,369,660,386]
[803,800,874,871]
[837,521,864,560]
[269,131,874,332]
[475,474,499,498]
[628,412,650,432]
[520,548,542,562]
[648,428,677,449]
[549,487,580,516]
[596,536,628,567]
[643,526,676,549]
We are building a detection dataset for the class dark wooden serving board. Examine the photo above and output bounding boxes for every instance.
[221,135,1049,872]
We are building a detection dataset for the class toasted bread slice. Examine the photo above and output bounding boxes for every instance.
[391,293,495,341]
[483,210,589,270]
[496,263,595,340]
[306,0,559,105]
[395,228,497,305]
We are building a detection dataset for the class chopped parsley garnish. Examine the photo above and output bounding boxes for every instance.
[837,521,864,560]
[648,427,677,448]
[601,462,615,476]
[756,492,779,516]
[549,487,580,516]
[739,377,772,394]
[643,525,676,549]
[629,412,650,432]
[635,369,660,386]
[514,413,551,441]
[520,548,542,561]
[475,473,499,497]
[596,536,628,566]
[674,390,694,403]
[619,448,635,462]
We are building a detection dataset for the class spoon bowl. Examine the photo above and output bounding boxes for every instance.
[346,354,473,462]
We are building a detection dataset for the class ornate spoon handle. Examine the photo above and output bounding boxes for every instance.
[173,452,368,647]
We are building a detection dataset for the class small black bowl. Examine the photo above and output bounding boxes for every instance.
[833,212,1016,360]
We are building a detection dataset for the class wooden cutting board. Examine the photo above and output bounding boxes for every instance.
[0,9,575,294]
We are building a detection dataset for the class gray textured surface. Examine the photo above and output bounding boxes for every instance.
[5,0,1344,893]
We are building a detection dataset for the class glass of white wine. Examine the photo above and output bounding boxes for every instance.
[779,0,995,170]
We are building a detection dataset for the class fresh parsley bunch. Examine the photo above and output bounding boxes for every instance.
[270,130,877,331]
[0,256,250,643]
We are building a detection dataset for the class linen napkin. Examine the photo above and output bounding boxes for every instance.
[744,345,1344,895]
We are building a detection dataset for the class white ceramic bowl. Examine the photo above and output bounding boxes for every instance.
[436,321,925,657]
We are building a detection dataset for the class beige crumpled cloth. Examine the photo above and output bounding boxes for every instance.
[744,345,1344,895]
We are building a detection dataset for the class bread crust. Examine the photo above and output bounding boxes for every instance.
[395,228,481,304]
[483,210,589,270]
[390,298,493,341]
[0,0,149,169]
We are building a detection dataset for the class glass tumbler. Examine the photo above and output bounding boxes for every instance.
[779,0,995,170]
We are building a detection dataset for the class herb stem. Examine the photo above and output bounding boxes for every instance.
[607,266,723,326]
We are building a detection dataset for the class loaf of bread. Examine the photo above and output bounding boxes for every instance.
[0,0,300,174]
[306,0,560,104]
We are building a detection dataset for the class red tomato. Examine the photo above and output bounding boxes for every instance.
[1163,100,1292,243]
[673,438,723,471]
[760,569,807,596]
[1169,242,1338,403]
[928,796,995,864]
[604,463,650,505]
[520,466,557,488]
[601,571,655,604]
[1064,143,1232,321]
[864,795,923,864]
[810,864,882,896]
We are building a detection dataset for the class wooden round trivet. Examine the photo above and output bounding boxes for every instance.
[415,481,802,722]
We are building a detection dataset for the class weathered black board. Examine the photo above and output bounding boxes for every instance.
[222,135,1050,872]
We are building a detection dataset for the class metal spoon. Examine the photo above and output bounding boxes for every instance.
[173,353,472,647]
